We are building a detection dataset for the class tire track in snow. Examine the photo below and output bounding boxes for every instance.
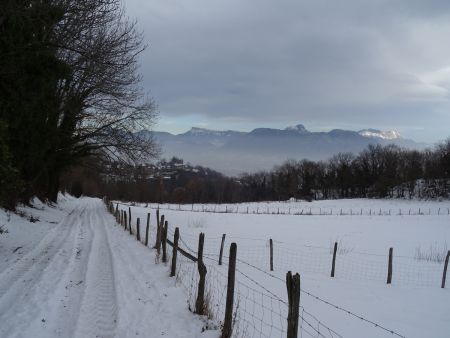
[104,212,204,338]
[73,200,118,338]
[0,200,86,336]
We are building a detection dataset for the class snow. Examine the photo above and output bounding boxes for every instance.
[358,129,401,140]
[2,195,449,338]
[0,195,217,338]
[115,198,450,338]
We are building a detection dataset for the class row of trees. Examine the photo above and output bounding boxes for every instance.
[239,142,450,202]
[74,141,450,204]
[0,0,158,209]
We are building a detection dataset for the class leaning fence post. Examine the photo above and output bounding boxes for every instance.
[221,243,237,338]
[162,221,168,263]
[129,214,133,236]
[195,232,207,315]
[136,218,140,242]
[270,238,274,271]
[387,247,393,284]
[442,251,450,288]
[286,271,301,338]
[219,234,226,265]
[331,242,338,277]
[170,227,180,277]
[145,213,150,246]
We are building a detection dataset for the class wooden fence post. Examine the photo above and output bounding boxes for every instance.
[145,213,150,246]
[170,227,180,277]
[136,218,140,242]
[286,271,300,338]
[162,221,168,263]
[269,239,274,271]
[128,206,131,226]
[219,234,226,265]
[195,233,207,315]
[442,251,450,288]
[156,215,164,254]
[129,214,133,235]
[387,247,393,284]
[221,243,237,338]
[124,211,128,230]
[154,209,160,248]
[331,242,338,277]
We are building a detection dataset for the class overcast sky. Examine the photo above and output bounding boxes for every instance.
[124,0,450,143]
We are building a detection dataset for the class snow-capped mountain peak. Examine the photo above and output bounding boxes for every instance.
[358,129,401,140]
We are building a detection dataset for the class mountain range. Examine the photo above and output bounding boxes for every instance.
[137,124,427,176]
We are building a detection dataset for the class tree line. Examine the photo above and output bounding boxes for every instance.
[0,0,157,209]
[72,141,450,204]
[238,142,450,202]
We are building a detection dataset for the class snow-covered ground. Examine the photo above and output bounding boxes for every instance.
[1,196,449,338]
[148,198,450,216]
[115,199,450,338]
[0,195,216,338]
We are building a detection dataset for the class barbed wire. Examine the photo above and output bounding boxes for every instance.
[115,203,411,338]
[204,253,406,338]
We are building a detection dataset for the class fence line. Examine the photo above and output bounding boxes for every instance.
[114,200,450,217]
[164,219,406,338]
[106,199,431,338]
[114,200,449,289]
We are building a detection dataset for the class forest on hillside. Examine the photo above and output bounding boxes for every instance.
[64,142,450,203]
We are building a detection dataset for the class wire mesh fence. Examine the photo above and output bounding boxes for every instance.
[108,200,442,338]
[143,202,450,217]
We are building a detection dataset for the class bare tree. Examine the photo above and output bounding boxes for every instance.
[42,0,159,200]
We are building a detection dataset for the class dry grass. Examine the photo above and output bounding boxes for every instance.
[414,242,448,263]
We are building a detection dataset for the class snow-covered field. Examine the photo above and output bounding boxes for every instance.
[115,198,450,338]
[1,196,449,338]
[0,195,216,338]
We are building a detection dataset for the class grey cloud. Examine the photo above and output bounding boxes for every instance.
[125,0,450,142]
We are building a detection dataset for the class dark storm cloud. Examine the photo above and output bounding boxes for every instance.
[124,0,450,142]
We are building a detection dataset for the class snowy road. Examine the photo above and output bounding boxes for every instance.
[0,197,214,338]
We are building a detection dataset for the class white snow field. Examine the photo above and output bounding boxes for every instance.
[0,195,217,338]
[114,199,450,338]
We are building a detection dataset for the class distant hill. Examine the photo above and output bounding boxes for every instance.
[137,124,427,175]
